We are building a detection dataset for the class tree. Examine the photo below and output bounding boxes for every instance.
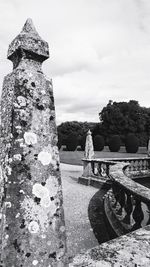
[66,133,78,151]
[99,100,150,146]
[57,133,62,150]
[80,134,86,151]
[57,121,97,146]
[92,123,105,137]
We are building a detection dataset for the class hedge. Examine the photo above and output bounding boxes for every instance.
[108,135,121,152]
[93,135,105,151]
[65,133,78,151]
[125,134,139,153]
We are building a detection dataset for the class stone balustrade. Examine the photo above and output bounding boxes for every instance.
[78,157,150,187]
[73,160,150,266]
[105,162,150,235]
[79,157,150,236]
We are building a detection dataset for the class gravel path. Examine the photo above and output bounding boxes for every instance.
[60,163,99,258]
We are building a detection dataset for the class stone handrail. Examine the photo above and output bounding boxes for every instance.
[109,162,150,202]
[71,224,150,266]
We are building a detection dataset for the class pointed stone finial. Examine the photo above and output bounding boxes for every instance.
[84,129,94,159]
[87,129,91,135]
[21,18,39,35]
[7,18,49,65]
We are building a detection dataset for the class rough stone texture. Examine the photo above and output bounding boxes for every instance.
[7,18,49,68]
[84,130,94,160]
[71,225,150,266]
[0,19,67,267]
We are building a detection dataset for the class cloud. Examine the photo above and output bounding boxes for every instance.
[0,0,150,124]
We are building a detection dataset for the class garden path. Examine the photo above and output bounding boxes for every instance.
[60,163,99,258]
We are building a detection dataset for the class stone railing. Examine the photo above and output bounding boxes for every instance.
[78,157,150,187]
[79,157,150,234]
[105,162,150,235]
[73,159,150,266]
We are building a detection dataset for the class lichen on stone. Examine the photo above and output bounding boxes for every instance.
[17,96,27,107]
[13,153,22,161]
[32,259,39,266]
[32,183,49,198]
[38,151,52,165]
[28,221,39,234]
[24,131,37,145]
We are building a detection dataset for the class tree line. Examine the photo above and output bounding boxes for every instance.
[57,100,150,151]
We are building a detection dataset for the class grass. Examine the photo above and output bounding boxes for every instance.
[59,146,147,166]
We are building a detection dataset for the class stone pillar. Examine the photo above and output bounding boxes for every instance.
[78,130,94,185]
[84,130,94,159]
[0,19,67,267]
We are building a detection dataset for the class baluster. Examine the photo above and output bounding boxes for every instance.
[132,198,144,231]
[144,160,147,170]
[132,160,136,171]
[101,163,106,177]
[145,159,149,170]
[96,162,100,176]
[116,189,126,216]
[127,161,131,172]
[97,162,99,175]
[123,193,133,224]
[134,160,138,171]
[142,160,145,170]
[94,163,98,176]
[98,162,102,176]
[139,160,142,170]
[111,183,120,208]
[147,158,150,169]
[137,160,141,172]
[106,163,110,177]
[91,161,95,175]
[142,160,145,171]
[146,203,150,226]
[129,160,134,172]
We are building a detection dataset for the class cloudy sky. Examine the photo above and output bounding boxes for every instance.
[0,0,150,125]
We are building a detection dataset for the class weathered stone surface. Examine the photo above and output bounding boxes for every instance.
[7,18,49,69]
[84,130,94,160]
[110,162,150,203]
[78,130,94,184]
[71,225,150,266]
[0,19,67,266]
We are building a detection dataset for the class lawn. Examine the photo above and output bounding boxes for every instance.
[59,146,147,166]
